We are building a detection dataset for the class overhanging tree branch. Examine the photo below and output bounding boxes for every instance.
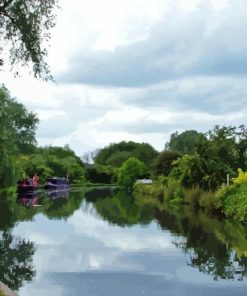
[0,0,15,14]
[0,0,59,80]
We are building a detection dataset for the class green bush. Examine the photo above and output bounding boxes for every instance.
[216,183,247,223]
[117,157,145,190]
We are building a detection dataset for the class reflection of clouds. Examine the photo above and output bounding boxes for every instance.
[19,279,64,296]
[88,254,103,269]
[25,232,54,245]
[11,200,247,296]
[68,203,174,251]
[12,201,178,276]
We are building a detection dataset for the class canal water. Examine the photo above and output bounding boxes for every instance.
[0,188,246,296]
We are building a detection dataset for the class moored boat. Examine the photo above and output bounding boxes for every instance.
[17,178,36,195]
[44,177,69,190]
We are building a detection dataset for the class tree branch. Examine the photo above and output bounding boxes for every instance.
[0,0,15,15]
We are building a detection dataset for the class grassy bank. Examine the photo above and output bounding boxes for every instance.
[134,172,247,223]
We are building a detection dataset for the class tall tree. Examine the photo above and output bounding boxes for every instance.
[165,130,206,155]
[0,0,59,79]
[0,86,38,186]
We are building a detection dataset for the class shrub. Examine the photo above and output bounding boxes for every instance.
[216,183,247,223]
[232,169,247,185]
[117,157,145,190]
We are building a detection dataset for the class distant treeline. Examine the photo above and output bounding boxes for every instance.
[1,85,247,222]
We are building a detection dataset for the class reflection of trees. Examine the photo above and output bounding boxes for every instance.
[0,231,36,291]
[0,190,38,230]
[0,190,36,291]
[93,190,154,226]
[85,188,115,202]
[188,247,247,281]
[155,206,247,281]
[42,190,85,220]
[0,194,15,230]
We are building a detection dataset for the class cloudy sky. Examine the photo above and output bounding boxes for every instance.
[1,0,247,156]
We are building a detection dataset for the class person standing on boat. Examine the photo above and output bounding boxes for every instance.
[33,173,39,187]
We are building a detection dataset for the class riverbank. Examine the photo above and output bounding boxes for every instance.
[134,179,247,223]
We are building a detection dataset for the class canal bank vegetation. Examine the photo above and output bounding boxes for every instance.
[134,127,247,223]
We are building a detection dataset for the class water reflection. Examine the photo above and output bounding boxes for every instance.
[155,206,247,281]
[46,189,69,199]
[88,190,247,281]
[16,193,41,208]
[0,187,247,295]
[0,231,36,291]
[0,190,37,291]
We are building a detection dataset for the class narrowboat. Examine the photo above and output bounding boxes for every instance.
[44,177,69,190]
[17,178,36,195]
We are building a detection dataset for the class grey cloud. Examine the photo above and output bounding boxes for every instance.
[90,109,246,136]
[121,77,247,114]
[57,1,247,87]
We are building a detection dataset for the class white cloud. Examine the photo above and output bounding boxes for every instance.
[37,110,68,121]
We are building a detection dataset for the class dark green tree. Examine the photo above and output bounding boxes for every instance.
[0,0,59,79]
[84,164,116,184]
[152,150,181,177]
[234,125,247,171]
[105,151,132,167]
[165,130,206,155]
[94,141,158,170]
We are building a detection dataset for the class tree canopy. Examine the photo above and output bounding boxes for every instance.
[0,0,59,79]
[165,130,206,155]
[152,150,181,178]
[94,141,158,169]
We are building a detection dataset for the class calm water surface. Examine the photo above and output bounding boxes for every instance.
[0,188,246,296]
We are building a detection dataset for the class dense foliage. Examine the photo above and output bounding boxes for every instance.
[0,86,38,186]
[94,141,158,169]
[0,86,86,186]
[84,164,116,184]
[135,125,247,223]
[165,130,206,155]
[17,146,85,184]
[152,150,181,178]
